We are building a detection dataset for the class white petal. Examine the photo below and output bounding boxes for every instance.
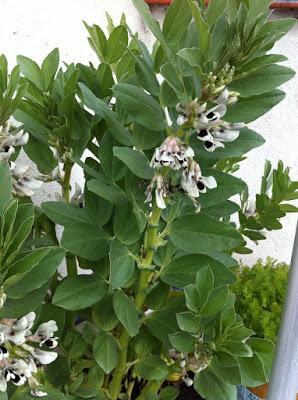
[14,132,29,146]
[24,179,43,190]
[183,146,194,158]
[155,188,166,209]
[202,176,217,189]
[181,174,199,198]
[36,321,58,339]
[0,374,7,392]
[214,129,239,142]
[31,389,48,397]
[177,115,187,126]
[31,349,58,365]
[214,88,229,104]
[8,331,27,345]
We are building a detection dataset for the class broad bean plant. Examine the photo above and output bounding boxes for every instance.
[0,0,297,399]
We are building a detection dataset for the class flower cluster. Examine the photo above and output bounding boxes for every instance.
[146,137,217,211]
[0,312,59,397]
[169,349,211,388]
[10,163,43,197]
[0,120,29,162]
[176,88,244,152]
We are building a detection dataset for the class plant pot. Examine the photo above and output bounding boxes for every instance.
[144,0,298,7]
[249,384,268,399]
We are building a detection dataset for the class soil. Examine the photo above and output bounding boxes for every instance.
[177,381,205,400]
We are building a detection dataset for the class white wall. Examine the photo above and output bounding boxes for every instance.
[0,1,297,265]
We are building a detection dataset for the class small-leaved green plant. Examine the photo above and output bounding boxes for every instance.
[233,258,289,343]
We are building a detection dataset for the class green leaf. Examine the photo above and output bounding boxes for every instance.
[84,22,107,60]
[131,0,167,51]
[93,294,118,332]
[184,284,201,313]
[193,172,245,210]
[53,275,107,311]
[4,247,65,298]
[41,48,59,89]
[113,146,153,179]
[205,0,227,27]
[106,25,128,64]
[176,311,199,333]
[160,62,186,97]
[93,331,119,374]
[24,135,57,174]
[161,254,236,288]
[195,266,214,300]
[113,290,139,337]
[194,368,237,400]
[221,340,253,357]
[109,238,135,290]
[0,283,49,319]
[208,16,227,62]
[61,223,110,261]
[159,386,179,400]
[88,177,127,206]
[42,202,94,226]
[210,353,241,385]
[169,331,195,353]
[170,214,242,254]
[192,128,265,167]
[225,89,286,123]
[17,55,44,90]
[113,83,165,132]
[201,286,229,317]
[177,47,204,68]
[230,65,295,97]
[135,355,168,380]
[79,84,133,145]
[238,353,267,387]
[113,201,141,245]
[187,0,210,52]
[135,56,160,97]
[162,0,192,51]
[0,163,12,216]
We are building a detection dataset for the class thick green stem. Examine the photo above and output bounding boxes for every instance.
[62,163,73,202]
[136,380,162,400]
[109,203,162,400]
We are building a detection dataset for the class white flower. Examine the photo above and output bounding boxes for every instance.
[0,346,9,361]
[71,183,84,208]
[36,321,58,341]
[29,348,58,365]
[176,101,206,126]
[0,293,6,309]
[13,312,36,333]
[0,372,7,392]
[10,163,43,197]
[150,137,194,171]
[183,376,193,387]
[0,121,29,163]
[145,175,168,210]
[0,146,15,162]
[155,175,167,209]
[31,388,48,397]
[181,160,217,199]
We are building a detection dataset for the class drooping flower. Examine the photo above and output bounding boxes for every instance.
[0,120,29,163]
[181,160,217,200]
[10,163,43,197]
[176,101,207,126]
[35,320,59,349]
[145,175,168,210]
[150,137,194,171]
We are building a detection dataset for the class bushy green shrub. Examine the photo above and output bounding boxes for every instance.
[233,258,289,342]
